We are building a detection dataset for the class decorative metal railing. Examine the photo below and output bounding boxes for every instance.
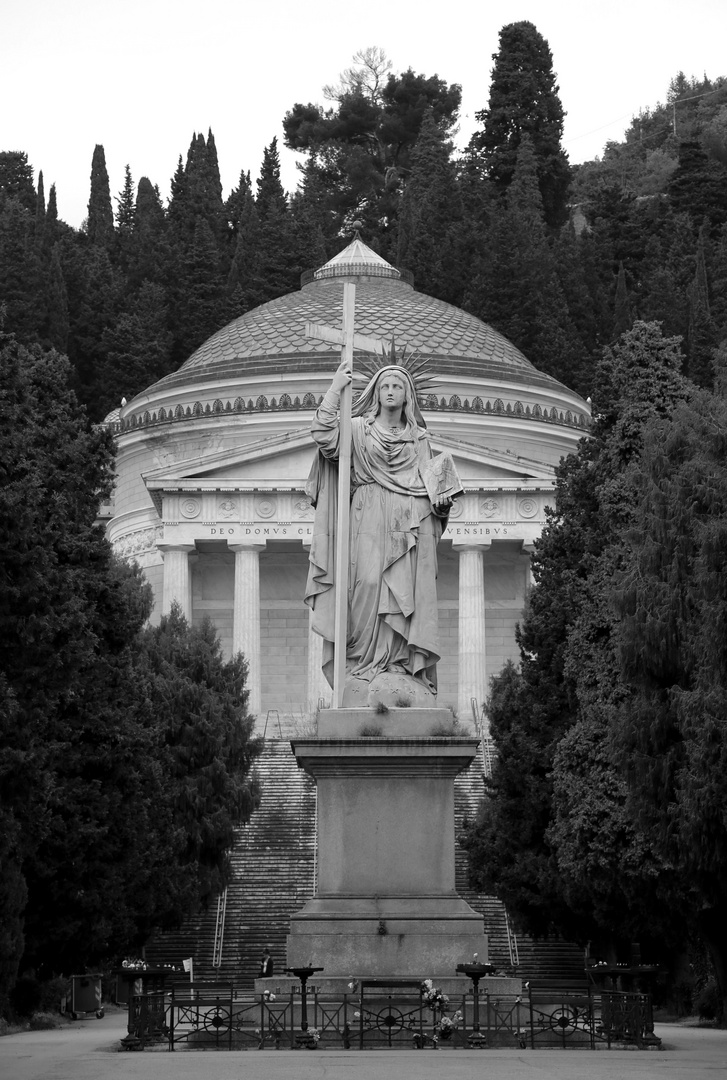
[124,984,658,1052]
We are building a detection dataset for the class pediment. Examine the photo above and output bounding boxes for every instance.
[143,427,555,505]
[142,428,315,487]
[431,433,555,482]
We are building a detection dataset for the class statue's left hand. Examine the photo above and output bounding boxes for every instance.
[433,496,453,514]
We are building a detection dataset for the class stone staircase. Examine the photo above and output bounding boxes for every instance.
[147,736,584,988]
[145,739,316,985]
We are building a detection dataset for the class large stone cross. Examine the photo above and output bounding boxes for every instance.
[306,282,388,707]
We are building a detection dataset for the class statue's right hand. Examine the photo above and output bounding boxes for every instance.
[330,358,352,394]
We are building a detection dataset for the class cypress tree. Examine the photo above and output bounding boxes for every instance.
[86,144,114,246]
[613,261,633,339]
[0,151,36,212]
[0,196,44,343]
[44,245,70,353]
[686,224,716,387]
[98,281,173,410]
[470,21,571,228]
[466,136,585,389]
[396,111,463,302]
[254,139,299,300]
[128,177,170,289]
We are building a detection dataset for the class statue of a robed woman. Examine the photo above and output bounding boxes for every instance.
[305,358,458,705]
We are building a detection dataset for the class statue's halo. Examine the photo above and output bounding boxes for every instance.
[353,336,436,396]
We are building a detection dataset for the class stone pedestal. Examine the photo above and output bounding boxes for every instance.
[287,712,487,978]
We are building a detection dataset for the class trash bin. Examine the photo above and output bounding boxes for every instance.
[70,974,104,1019]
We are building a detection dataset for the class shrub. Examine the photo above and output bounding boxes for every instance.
[10,976,41,1018]
[359,724,384,737]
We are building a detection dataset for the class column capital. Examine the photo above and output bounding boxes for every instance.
[228,542,267,553]
[157,542,196,556]
[451,539,492,551]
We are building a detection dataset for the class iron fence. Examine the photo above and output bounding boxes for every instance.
[124,983,658,1051]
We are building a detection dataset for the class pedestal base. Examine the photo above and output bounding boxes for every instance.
[288,727,487,980]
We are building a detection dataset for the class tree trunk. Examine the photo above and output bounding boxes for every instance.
[698,907,727,1024]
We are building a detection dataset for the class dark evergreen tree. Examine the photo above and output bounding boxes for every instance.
[98,281,173,412]
[283,52,461,251]
[667,140,727,233]
[226,169,262,312]
[86,144,114,247]
[613,385,727,1016]
[612,261,633,339]
[0,196,44,343]
[396,111,463,302]
[0,151,36,211]
[253,139,299,300]
[168,130,226,249]
[63,242,124,417]
[463,322,691,960]
[465,136,586,391]
[0,336,261,991]
[469,21,571,228]
[44,244,69,353]
[115,164,135,273]
[34,170,45,244]
[166,131,228,364]
[128,176,170,290]
[686,223,717,386]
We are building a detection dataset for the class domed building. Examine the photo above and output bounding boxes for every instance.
[107,238,589,728]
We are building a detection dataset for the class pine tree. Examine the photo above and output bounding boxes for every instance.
[470,21,571,228]
[115,164,135,273]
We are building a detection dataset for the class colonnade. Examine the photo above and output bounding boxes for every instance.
[158,538,527,723]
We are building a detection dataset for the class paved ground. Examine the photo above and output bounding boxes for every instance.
[1,1008,726,1080]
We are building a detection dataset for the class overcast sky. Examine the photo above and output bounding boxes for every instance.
[2,0,726,229]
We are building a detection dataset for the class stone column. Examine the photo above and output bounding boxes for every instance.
[307,610,331,716]
[158,543,195,622]
[455,542,490,724]
[302,539,331,717]
[523,541,536,590]
[230,543,265,718]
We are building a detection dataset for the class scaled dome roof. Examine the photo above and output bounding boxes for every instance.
[150,239,572,399]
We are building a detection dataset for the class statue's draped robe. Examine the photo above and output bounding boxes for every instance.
[306,393,445,691]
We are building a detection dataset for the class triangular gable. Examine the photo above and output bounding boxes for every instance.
[430,432,555,481]
[142,427,313,485]
[143,426,555,498]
